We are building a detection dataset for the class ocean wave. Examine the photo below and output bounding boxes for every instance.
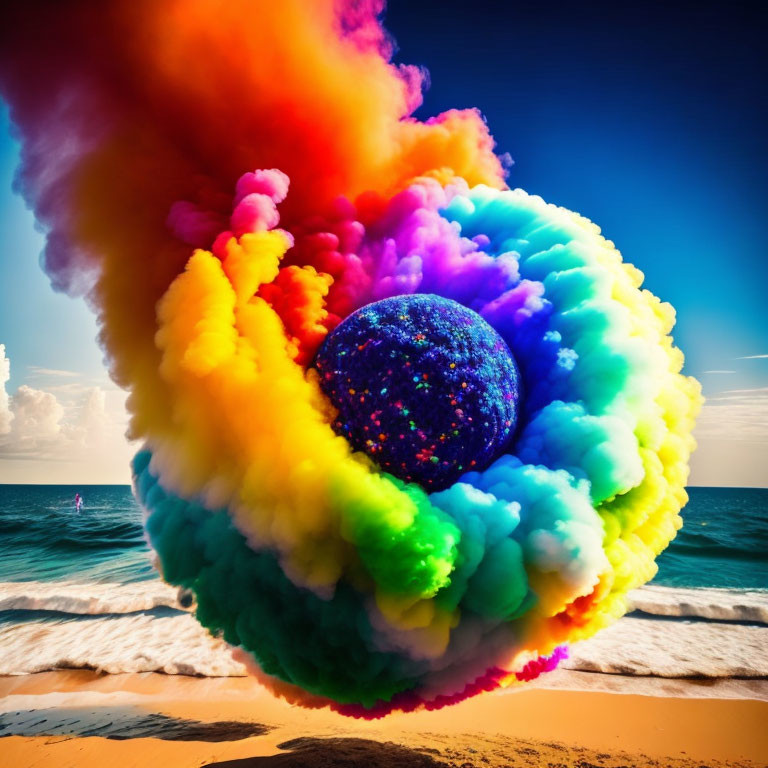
[46,535,146,552]
[0,612,245,677]
[0,611,765,681]
[13,581,763,624]
[565,615,768,679]
[671,526,768,552]
[0,580,187,615]
[628,585,768,623]
[1,581,767,683]
[666,542,768,563]
[530,669,768,702]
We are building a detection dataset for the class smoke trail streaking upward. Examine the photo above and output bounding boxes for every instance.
[0,0,701,716]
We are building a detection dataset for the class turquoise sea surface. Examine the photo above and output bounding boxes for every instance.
[0,484,765,589]
[0,484,765,681]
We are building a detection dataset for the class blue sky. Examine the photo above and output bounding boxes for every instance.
[386,0,768,392]
[0,105,132,483]
[1,0,766,484]
[0,106,106,391]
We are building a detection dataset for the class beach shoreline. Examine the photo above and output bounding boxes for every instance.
[1,670,767,767]
[1,486,766,765]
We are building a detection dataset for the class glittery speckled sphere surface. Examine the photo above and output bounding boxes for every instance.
[315,294,521,491]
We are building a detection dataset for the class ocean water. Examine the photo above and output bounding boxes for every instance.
[653,487,768,591]
[0,485,155,585]
[0,484,766,688]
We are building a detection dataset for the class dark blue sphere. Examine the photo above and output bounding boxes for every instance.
[315,294,521,491]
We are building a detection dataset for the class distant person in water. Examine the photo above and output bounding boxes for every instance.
[74,493,82,512]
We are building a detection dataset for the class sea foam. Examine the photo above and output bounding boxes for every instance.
[0,580,185,615]
[0,611,244,677]
[1,580,767,686]
[628,584,768,623]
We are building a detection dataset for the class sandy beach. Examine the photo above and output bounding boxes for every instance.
[1,670,767,767]
[1,491,767,767]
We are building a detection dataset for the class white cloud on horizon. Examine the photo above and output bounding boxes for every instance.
[0,344,13,435]
[689,386,768,487]
[10,384,65,443]
[27,366,79,378]
[693,387,768,441]
[734,354,768,360]
[0,347,134,483]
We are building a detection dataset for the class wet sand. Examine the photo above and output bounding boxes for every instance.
[1,671,767,767]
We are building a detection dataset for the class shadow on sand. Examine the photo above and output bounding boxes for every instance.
[0,706,271,742]
[206,737,450,767]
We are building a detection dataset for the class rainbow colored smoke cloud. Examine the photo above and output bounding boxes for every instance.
[0,0,701,716]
